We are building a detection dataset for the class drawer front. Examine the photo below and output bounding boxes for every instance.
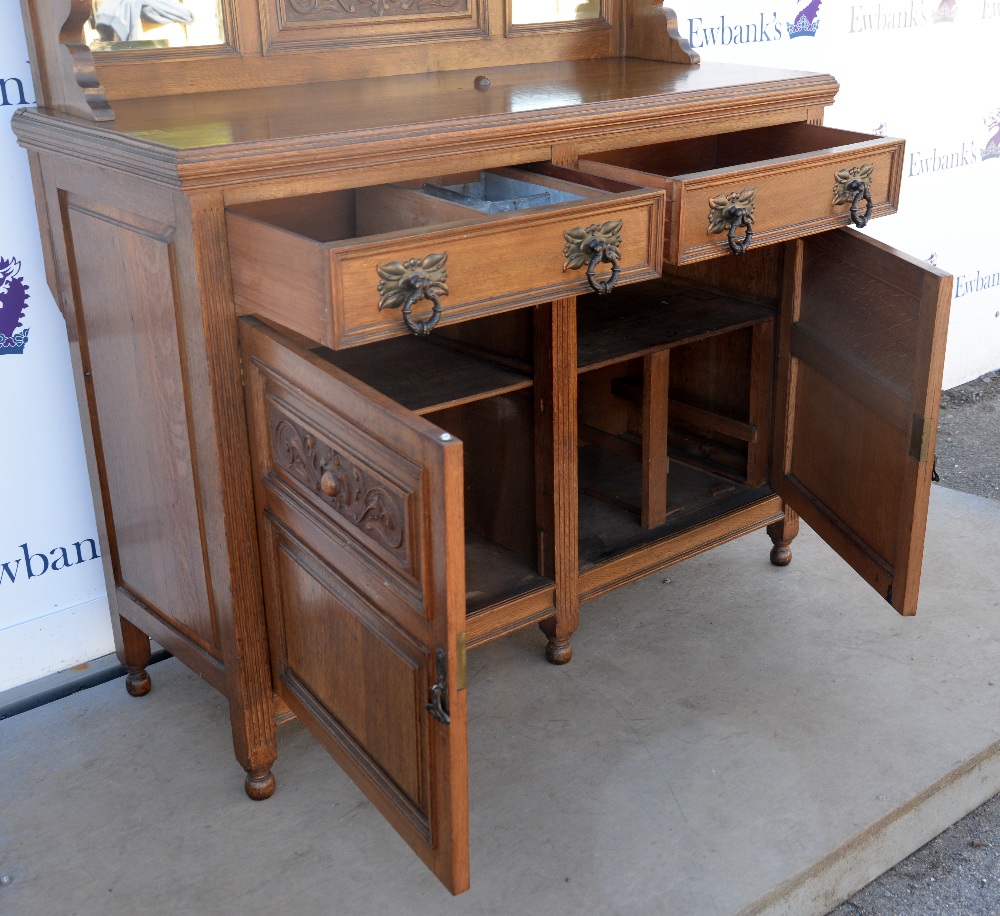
[228,171,664,350]
[577,125,904,266]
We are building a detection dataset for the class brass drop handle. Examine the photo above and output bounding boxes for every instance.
[564,220,624,296]
[377,253,449,337]
[400,276,443,337]
[834,164,875,229]
[708,189,756,257]
[847,179,873,228]
[725,206,753,256]
[584,237,622,295]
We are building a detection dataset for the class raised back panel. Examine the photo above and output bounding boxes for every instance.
[21,2,703,108]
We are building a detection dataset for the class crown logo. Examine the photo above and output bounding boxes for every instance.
[932,0,958,22]
[0,257,30,356]
[984,109,1000,161]
[787,0,821,37]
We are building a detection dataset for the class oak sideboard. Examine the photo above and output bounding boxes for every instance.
[14,0,950,892]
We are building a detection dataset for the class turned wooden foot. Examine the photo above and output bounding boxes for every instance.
[244,769,276,801]
[767,506,800,568]
[124,668,152,697]
[545,637,573,665]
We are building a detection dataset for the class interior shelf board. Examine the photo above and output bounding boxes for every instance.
[577,280,775,373]
[314,338,532,414]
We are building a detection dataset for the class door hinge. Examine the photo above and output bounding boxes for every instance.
[909,414,933,463]
[426,647,451,725]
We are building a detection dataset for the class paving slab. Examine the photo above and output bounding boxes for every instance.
[2,485,999,916]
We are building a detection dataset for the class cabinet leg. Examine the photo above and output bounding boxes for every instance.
[767,506,800,567]
[539,618,574,665]
[114,613,153,697]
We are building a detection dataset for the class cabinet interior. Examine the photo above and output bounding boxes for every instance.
[314,251,784,620]
[228,168,604,246]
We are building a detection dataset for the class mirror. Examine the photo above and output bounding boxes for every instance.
[510,0,600,25]
[85,0,226,50]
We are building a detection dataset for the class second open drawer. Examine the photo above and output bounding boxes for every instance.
[228,167,665,350]
[576,123,904,265]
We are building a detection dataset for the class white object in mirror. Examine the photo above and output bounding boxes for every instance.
[85,0,226,50]
[510,0,600,25]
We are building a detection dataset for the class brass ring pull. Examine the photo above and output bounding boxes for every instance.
[708,189,756,257]
[726,208,753,256]
[401,280,443,337]
[585,238,622,295]
[564,220,623,296]
[834,165,874,229]
[377,253,449,337]
[848,181,873,228]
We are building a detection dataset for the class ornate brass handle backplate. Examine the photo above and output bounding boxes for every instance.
[377,253,449,337]
[833,164,874,228]
[708,189,756,256]
[564,220,623,294]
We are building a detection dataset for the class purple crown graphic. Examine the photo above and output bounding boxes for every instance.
[787,0,821,37]
[932,0,958,23]
[0,257,30,356]
[984,110,1000,161]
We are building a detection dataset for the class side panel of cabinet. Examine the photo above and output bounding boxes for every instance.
[774,231,951,614]
[239,317,470,894]
[63,194,221,656]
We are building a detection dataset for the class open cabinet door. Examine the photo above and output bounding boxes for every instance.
[774,231,951,615]
[239,317,470,893]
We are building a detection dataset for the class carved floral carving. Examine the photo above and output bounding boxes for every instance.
[285,0,466,18]
[272,413,407,554]
[707,189,756,235]
[832,163,874,205]
[562,220,623,271]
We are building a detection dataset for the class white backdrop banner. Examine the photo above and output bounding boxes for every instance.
[1,1,996,690]
[0,17,113,691]
[674,0,1000,386]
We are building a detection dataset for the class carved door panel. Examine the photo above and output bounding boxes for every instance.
[774,231,951,615]
[240,317,470,893]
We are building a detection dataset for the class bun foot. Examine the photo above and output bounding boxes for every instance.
[769,544,793,567]
[545,638,573,666]
[125,669,152,697]
[245,769,276,801]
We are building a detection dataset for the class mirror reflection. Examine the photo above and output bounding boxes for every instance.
[85,0,226,50]
[510,0,600,25]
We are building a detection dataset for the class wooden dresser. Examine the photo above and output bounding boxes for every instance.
[14,0,950,893]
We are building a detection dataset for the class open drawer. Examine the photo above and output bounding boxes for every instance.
[576,124,904,265]
[228,168,665,349]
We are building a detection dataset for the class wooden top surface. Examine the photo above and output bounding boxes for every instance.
[106,59,826,147]
[13,58,838,197]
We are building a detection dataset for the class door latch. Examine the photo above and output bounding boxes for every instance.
[426,648,450,725]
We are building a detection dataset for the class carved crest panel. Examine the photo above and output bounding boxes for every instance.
[268,405,412,568]
[265,0,485,50]
[283,0,468,22]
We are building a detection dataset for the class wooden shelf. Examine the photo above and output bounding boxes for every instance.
[577,279,775,372]
[314,337,532,415]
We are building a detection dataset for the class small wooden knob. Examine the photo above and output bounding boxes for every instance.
[320,470,339,497]
[473,75,490,91]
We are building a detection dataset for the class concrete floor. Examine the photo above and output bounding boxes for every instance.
[2,485,1000,916]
